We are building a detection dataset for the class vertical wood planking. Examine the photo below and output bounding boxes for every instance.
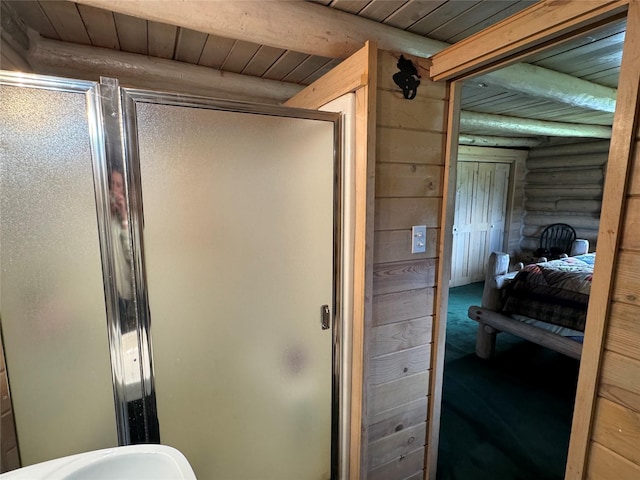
[369,49,447,480]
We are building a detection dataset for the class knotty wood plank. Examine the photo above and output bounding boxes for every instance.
[368,446,425,480]
[605,301,640,360]
[587,441,640,480]
[377,90,447,132]
[373,259,437,295]
[374,197,441,231]
[369,344,431,386]
[377,127,445,165]
[372,288,435,327]
[369,371,430,416]
[375,163,443,198]
[592,397,640,465]
[370,317,432,357]
[368,396,429,443]
[368,422,427,469]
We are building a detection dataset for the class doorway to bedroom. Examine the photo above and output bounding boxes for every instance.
[437,16,623,480]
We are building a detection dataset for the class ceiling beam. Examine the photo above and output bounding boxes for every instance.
[71,0,618,113]
[26,36,303,104]
[460,111,612,138]
[458,134,546,148]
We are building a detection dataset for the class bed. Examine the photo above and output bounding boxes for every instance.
[467,247,594,360]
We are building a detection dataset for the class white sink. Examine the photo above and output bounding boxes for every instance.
[0,445,197,479]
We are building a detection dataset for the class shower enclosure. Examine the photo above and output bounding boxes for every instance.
[0,71,350,480]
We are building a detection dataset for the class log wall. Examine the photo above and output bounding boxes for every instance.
[520,140,610,255]
[367,50,447,480]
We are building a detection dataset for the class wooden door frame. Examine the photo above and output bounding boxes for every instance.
[285,41,377,480]
[428,1,637,479]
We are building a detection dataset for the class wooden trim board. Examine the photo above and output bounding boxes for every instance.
[429,0,630,81]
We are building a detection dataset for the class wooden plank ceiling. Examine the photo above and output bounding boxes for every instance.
[3,0,625,140]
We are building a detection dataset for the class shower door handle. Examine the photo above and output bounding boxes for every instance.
[321,305,331,330]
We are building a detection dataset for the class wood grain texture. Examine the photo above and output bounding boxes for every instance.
[377,90,447,132]
[605,301,640,359]
[368,446,425,480]
[375,163,443,198]
[376,128,445,165]
[612,251,640,306]
[571,3,640,475]
[373,259,437,295]
[374,197,441,230]
[369,344,431,386]
[600,351,640,412]
[369,371,430,416]
[592,397,640,465]
[368,422,427,469]
[370,317,432,357]
[372,288,435,327]
[587,442,640,480]
[368,396,429,443]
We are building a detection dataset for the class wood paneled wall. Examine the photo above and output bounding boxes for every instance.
[367,50,447,480]
[584,141,640,478]
[521,140,610,254]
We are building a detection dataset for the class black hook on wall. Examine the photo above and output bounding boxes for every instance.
[392,55,421,100]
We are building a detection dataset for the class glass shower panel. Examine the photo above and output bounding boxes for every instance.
[0,86,118,465]
[136,103,335,480]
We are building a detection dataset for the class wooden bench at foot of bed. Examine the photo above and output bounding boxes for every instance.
[467,306,582,360]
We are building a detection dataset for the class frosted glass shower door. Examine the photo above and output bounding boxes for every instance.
[136,102,335,480]
[0,83,118,465]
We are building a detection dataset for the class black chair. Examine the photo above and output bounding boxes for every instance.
[535,223,577,260]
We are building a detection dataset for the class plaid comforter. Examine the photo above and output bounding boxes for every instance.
[500,254,595,332]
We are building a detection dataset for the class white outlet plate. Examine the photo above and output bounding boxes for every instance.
[411,225,427,254]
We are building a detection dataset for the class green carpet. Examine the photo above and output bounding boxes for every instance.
[436,282,580,480]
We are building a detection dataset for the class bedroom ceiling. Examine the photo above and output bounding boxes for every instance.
[1,0,625,145]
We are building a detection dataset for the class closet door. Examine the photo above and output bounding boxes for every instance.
[451,161,510,286]
[134,101,336,480]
